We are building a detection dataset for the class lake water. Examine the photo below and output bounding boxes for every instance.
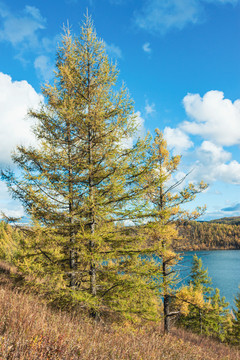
[177,250,240,309]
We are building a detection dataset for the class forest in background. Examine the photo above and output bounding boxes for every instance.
[2,216,240,256]
[176,217,240,250]
[210,217,240,225]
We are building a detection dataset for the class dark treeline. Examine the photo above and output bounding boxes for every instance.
[2,219,240,259]
[175,220,240,251]
[210,217,240,226]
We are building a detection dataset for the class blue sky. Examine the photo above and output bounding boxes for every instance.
[0,0,240,220]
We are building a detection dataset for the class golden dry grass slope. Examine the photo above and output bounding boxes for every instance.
[0,261,239,360]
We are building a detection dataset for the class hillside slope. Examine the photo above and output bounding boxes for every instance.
[0,261,239,360]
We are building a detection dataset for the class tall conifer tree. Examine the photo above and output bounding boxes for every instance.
[2,16,161,319]
[146,130,207,333]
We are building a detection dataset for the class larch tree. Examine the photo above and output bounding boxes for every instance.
[178,254,213,334]
[228,290,240,344]
[190,254,213,298]
[145,129,207,334]
[1,16,161,320]
[209,288,230,341]
[178,255,230,340]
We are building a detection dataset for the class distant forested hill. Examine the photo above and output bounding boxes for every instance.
[209,216,240,225]
[0,217,239,253]
[175,218,240,250]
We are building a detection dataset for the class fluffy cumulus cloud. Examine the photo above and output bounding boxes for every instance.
[182,91,240,146]
[162,90,240,187]
[215,161,240,184]
[163,126,193,155]
[0,72,42,216]
[0,72,42,165]
[197,141,231,164]
[134,0,237,34]
[192,141,240,184]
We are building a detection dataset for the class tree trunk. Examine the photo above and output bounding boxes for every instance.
[88,128,96,297]
[67,122,77,289]
[164,293,170,334]
[86,52,97,299]
[89,239,96,296]
[159,173,171,334]
[89,129,97,318]
[69,218,77,288]
[163,256,170,334]
[199,309,203,334]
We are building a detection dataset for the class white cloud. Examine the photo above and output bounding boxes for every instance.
[0,72,42,165]
[24,6,45,23]
[192,141,240,184]
[34,55,54,81]
[145,100,155,115]
[0,72,42,215]
[160,90,240,186]
[216,161,240,184]
[142,42,151,53]
[135,0,201,34]
[0,4,46,47]
[134,0,237,34]
[182,91,240,146]
[164,126,193,155]
[104,42,122,59]
[0,4,59,80]
[197,141,231,163]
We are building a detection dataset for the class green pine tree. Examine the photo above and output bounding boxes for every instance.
[1,16,161,321]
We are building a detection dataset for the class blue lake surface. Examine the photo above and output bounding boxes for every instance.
[177,250,240,309]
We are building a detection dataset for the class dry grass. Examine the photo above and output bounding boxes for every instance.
[0,261,239,360]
